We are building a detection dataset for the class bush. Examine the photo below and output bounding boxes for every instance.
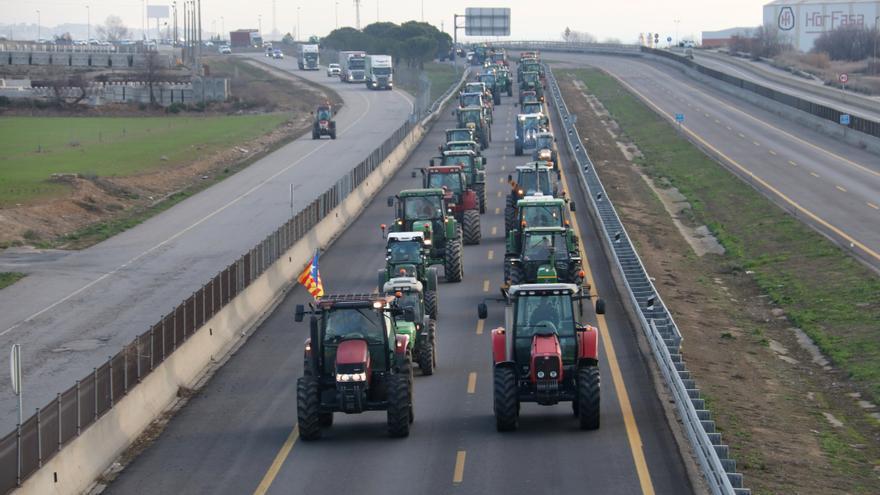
[166,102,185,114]
[0,96,10,107]
[813,26,880,61]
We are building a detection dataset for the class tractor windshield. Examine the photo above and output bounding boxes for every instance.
[536,135,553,150]
[428,172,463,192]
[389,241,421,262]
[404,196,443,220]
[523,118,541,133]
[480,75,496,86]
[516,171,552,196]
[324,308,385,345]
[442,155,472,167]
[460,110,481,124]
[514,295,575,339]
[466,84,483,93]
[521,205,563,228]
[394,291,420,315]
[460,94,482,107]
[523,72,539,84]
[522,103,542,114]
[317,108,331,120]
[448,130,472,141]
[523,232,569,261]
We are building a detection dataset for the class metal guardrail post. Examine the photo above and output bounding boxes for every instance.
[75,381,81,435]
[36,408,41,468]
[57,393,62,452]
[15,423,20,486]
[108,356,114,407]
[93,368,98,421]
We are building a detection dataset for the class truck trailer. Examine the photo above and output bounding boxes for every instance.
[365,54,393,90]
[338,50,366,83]
[298,44,320,70]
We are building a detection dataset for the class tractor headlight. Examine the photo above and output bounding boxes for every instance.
[539,150,551,160]
[549,371,558,378]
[337,372,367,382]
[537,371,545,378]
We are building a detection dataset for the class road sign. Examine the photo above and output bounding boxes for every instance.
[675,113,685,123]
[839,73,849,84]
[840,114,851,126]
[464,8,510,36]
[667,36,672,43]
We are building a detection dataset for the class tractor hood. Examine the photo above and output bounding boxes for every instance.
[395,321,416,345]
[335,339,369,366]
[536,264,558,283]
[530,334,563,385]
[413,220,433,238]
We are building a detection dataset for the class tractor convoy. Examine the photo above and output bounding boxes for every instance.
[294,47,604,439]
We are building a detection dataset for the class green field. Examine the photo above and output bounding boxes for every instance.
[0,114,287,207]
[0,273,24,290]
[423,62,460,103]
[563,68,880,401]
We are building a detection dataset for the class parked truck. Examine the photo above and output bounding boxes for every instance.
[298,44,320,70]
[339,50,367,83]
[365,54,393,90]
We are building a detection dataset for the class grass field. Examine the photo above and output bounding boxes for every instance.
[563,68,880,401]
[423,62,460,103]
[0,114,287,207]
[0,273,24,290]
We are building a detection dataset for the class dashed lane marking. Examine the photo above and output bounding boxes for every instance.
[467,372,477,394]
[789,160,798,167]
[491,226,498,235]
[453,450,467,483]
[868,202,879,210]
[810,172,821,178]
[482,280,490,292]
[253,426,298,495]
[476,320,484,335]
[495,207,501,215]
[487,250,494,260]
[836,185,848,193]
[769,150,777,156]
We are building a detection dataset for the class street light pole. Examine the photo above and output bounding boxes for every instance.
[36,10,40,42]
[86,5,90,43]
[220,16,224,42]
[674,19,680,46]
[335,2,339,29]
[297,7,301,42]
[874,16,879,76]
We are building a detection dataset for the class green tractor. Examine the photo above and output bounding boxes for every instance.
[440,140,482,156]
[419,165,482,245]
[430,149,487,214]
[504,226,585,286]
[479,72,502,105]
[378,231,439,319]
[532,131,559,173]
[505,163,558,230]
[459,91,493,125]
[520,71,544,102]
[294,294,415,439]
[456,106,491,149]
[440,128,479,152]
[386,189,464,283]
[496,68,514,97]
[382,277,437,376]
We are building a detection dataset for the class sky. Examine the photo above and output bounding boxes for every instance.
[2,0,771,42]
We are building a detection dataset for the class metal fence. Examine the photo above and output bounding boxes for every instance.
[545,65,750,495]
[498,40,642,56]
[642,47,880,140]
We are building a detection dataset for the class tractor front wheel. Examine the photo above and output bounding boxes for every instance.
[377,269,387,292]
[444,235,464,283]
[509,264,524,286]
[463,210,481,245]
[297,376,322,440]
[387,365,413,437]
[418,321,436,376]
[425,290,438,320]
[504,196,516,232]
[577,366,601,430]
[494,91,501,105]
[515,140,523,156]
[475,183,487,214]
[494,366,519,432]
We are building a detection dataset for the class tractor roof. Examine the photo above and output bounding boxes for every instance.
[460,106,482,112]
[446,128,473,132]
[443,149,477,156]
[509,283,579,297]
[445,140,478,146]
[516,164,552,172]
[317,293,394,309]
[518,112,543,120]
[429,165,465,173]
[518,195,564,206]
[536,131,554,138]
[387,231,425,243]
[524,226,566,234]
[383,277,423,294]
[399,188,445,197]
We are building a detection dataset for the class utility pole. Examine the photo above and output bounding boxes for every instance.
[172,1,178,44]
[142,0,146,40]
[875,16,879,75]
[421,0,424,22]
[674,19,680,46]
[86,5,90,44]
[36,10,40,42]
[297,7,301,42]
[335,2,339,29]
[197,0,202,70]
[272,0,277,39]
[220,16,224,42]
[354,0,361,29]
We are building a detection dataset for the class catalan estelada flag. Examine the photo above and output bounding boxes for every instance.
[297,250,324,298]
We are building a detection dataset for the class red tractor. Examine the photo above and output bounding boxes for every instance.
[312,104,337,140]
[478,283,605,431]
[419,165,481,245]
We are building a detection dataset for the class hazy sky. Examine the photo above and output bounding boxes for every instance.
[3,0,770,42]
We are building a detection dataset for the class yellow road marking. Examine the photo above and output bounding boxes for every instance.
[491,226,498,235]
[482,280,490,292]
[603,72,880,264]
[476,319,484,335]
[738,133,745,139]
[704,113,710,118]
[552,111,656,495]
[789,160,798,167]
[726,126,732,131]
[753,141,761,147]
[488,249,494,260]
[453,450,467,483]
[501,165,506,171]
[836,185,847,193]
[714,119,721,124]
[810,172,820,178]
[868,202,879,210]
[467,372,477,394]
[495,207,501,214]
[497,191,503,197]
[253,426,299,495]
[769,150,777,156]
[499,177,505,184]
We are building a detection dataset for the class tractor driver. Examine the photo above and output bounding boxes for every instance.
[405,196,441,220]
[325,308,382,344]
[428,172,462,192]
[316,107,332,121]
[529,297,560,334]
[389,241,419,262]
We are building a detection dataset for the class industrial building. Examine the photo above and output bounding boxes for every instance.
[763,0,880,51]
[701,27,758,48]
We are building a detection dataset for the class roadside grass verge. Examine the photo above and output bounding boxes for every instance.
[397,61,459,104]
[0,114,286,207]
[0,272,25,290]
[562,68,880,401]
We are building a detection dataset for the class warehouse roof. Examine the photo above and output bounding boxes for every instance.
[702,27,757,40]
[765,0,880,5]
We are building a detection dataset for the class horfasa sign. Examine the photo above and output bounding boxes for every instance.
[763,1,880,51]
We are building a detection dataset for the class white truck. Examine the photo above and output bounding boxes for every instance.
[338,50,366,83]
[364,54,393,90]
[298,44,320,70]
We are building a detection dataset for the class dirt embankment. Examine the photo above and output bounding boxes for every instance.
[558,75,880,493]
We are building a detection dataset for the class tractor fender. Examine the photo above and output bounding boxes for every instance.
[461,190,478,211]
[395,334,411,357]
[426,266,439,291]
[303,338,313,371]
[491,328,508,364]
[577,325,599,362]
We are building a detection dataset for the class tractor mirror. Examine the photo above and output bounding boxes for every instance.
[411,170,417,178]
[294,304,305,322]
[595,298,606,315]
[507,174,513,182]
[569,202,576,212]
[482,157,488,165]
[477,303,488,320]
[429,159,435,167]
[403,307,416,322]
[387,196,394,207]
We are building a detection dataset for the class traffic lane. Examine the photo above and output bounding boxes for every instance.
[555,54,880,266]
[0,53,415,431]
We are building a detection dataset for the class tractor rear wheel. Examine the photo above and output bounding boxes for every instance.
[505,195,516,231]
[418,321,436,376]
[444,235,464,283]
[297,376,322,440]
[509,265,524,286]
[426,267,439,292]
[493,366,519,432]
[425,290,438,320]
[507,86,513,97]
[330,129,337,140]
[475,183,486,214]
[577,366,601,430]
[387,366,413,437]
[463,210,481,245]
[481,131,489,149]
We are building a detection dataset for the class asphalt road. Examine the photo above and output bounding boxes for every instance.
[108,70,693,495]
[551,53,880,272]
[0,57,414,431]
[692,50,880,121]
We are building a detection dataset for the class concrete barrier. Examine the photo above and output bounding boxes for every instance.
[110,54,131,68]
[11,53,29,65]
[30,53,50,65]
[90,54,110,67]
[17,119,429,495]
[51,53,70,66]
[70,54,89,67]
[0,53,9,65]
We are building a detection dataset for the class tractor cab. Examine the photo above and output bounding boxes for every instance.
[456,106,490,148]
[479,73,501,104]
[533,131,559,172]
[478,283,604,431]
[294,294,415,439]
[520,71,544,101]
[430,150,486,214]
[387,189,463,282]
[521,102,543,115]
[312,104,337,140]
[441,140,482,155]
[420,166,482,245]
[459,92,485,110]
[519,91,539,106]
[515,114,547,156]
[505,226,584,285]
[443,128,477,148]
[378,232,439,318]
[382,277,437,375]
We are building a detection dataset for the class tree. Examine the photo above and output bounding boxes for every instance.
[562,28,596,43]
[813,25,879,61]
[96,15,130,42]
[750,24,789,59]
[282,32,295,45]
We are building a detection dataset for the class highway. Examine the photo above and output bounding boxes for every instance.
[692,50,880,122]
[108,70,693,494]
[549,52,880,272]
[0,56,414,431]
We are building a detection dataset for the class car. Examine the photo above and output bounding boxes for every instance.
[683,40,695,48]
[326,63,341,77]
[265,46,273,57]
[219,45,232,54]
[272,49,284,59]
